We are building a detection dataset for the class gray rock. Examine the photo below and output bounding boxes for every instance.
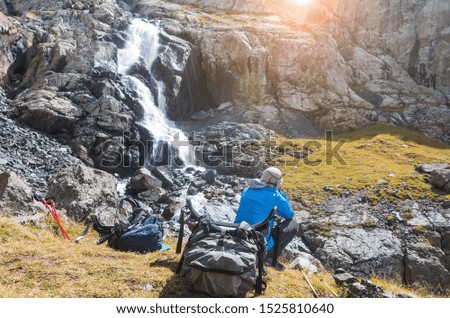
[151,166,174,190]
[333,272,357,286]
[310,228,404,277]
[13,90,82,134]
[405,243,450,288]
[140,283,154,291]
[289,252,324,275]
[377,179,389,185]
[47,165,123,225]
[416,163,450,174]
[127,168,163,195]
[0,171,35,215]
[202,169,217,185]
[429,168,450,190]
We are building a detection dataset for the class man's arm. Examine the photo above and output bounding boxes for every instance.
[275,190,295,219]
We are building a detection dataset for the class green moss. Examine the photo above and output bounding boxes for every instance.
[401,212,414,221]
[362,220,378,228]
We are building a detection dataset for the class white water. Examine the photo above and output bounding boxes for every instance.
[117,19,192,165]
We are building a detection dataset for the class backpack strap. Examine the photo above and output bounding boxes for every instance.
[176,205,187,254]
[255,236,267,296]
[74,222,92,244]
[271,217,282,267]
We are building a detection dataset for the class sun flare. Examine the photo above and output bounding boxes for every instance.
[292,0,313,6]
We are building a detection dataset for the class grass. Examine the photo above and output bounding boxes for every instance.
[1,216,444,298]
[0,217,342,298]
[272,124,450,204]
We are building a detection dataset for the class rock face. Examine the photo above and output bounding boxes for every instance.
[0,0,143,175]
[47,165,123,225]
[131,0,450,142]
[189,121,273,177]
[0,171,35,215]
[296,193,450,289]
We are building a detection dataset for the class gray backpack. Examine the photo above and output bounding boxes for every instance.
[176,199,277,297]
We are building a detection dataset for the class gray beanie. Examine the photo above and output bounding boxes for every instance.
[261,167,282,189]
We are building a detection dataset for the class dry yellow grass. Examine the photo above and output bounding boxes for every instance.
[272,124,450,204]
[0,217,341,298]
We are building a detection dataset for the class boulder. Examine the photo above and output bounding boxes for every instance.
[429,168,450,191]
[309,228,404,277]
[416,163,450,174]
[127,168,163,194]
[12,90,82,134]
[202,169,217,185]
[333,272,358,286]
[0,172,35,215]
[288,252,324,275]
[47,165,122,225]
[151,166,174,189]
[405,243,450,290]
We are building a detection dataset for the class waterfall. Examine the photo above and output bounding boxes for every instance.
[117,19,192,166]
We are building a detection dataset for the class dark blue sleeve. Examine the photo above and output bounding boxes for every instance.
[275,190,294,219]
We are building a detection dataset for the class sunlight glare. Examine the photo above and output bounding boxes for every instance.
[292,0,313,6]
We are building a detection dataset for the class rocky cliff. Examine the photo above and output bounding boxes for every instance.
[130,0,449,141]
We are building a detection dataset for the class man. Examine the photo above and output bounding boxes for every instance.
[235,167,298,270]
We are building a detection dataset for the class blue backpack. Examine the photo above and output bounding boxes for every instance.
[76,199,167,253]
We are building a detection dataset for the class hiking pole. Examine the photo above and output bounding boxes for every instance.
[300,269,319,298]
[320,279,338,298]
[37,195,71,241]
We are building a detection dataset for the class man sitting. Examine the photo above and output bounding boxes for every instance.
[235,167,298,270]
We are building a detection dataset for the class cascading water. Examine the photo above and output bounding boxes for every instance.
[117,19,192,166]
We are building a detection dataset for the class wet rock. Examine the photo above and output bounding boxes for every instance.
[127,168,163,194]
[150,166,174,190]
[0,171,35,215]
[47,165,123,225]
[137,187,167,204]
[202,169,217,185]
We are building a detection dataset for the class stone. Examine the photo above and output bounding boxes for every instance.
[151,166,174,190]
[333,272,357,286]
[140,283,154,291]
[47,165,123,225]
[202,169,217,185]
[13,90,82,134]
[127,168,163,194]
[377,179,389,185]
[288,252,324,275]
[429,168,450,190]
[137,187,167,204]
[416,163,450,174]
[310,228,404,277]
[0,172,35,215]
[405,244,450,288]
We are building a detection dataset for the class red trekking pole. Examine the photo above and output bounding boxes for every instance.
[38,196,71,241]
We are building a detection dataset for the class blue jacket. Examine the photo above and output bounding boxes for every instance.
[235,179,295,251]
